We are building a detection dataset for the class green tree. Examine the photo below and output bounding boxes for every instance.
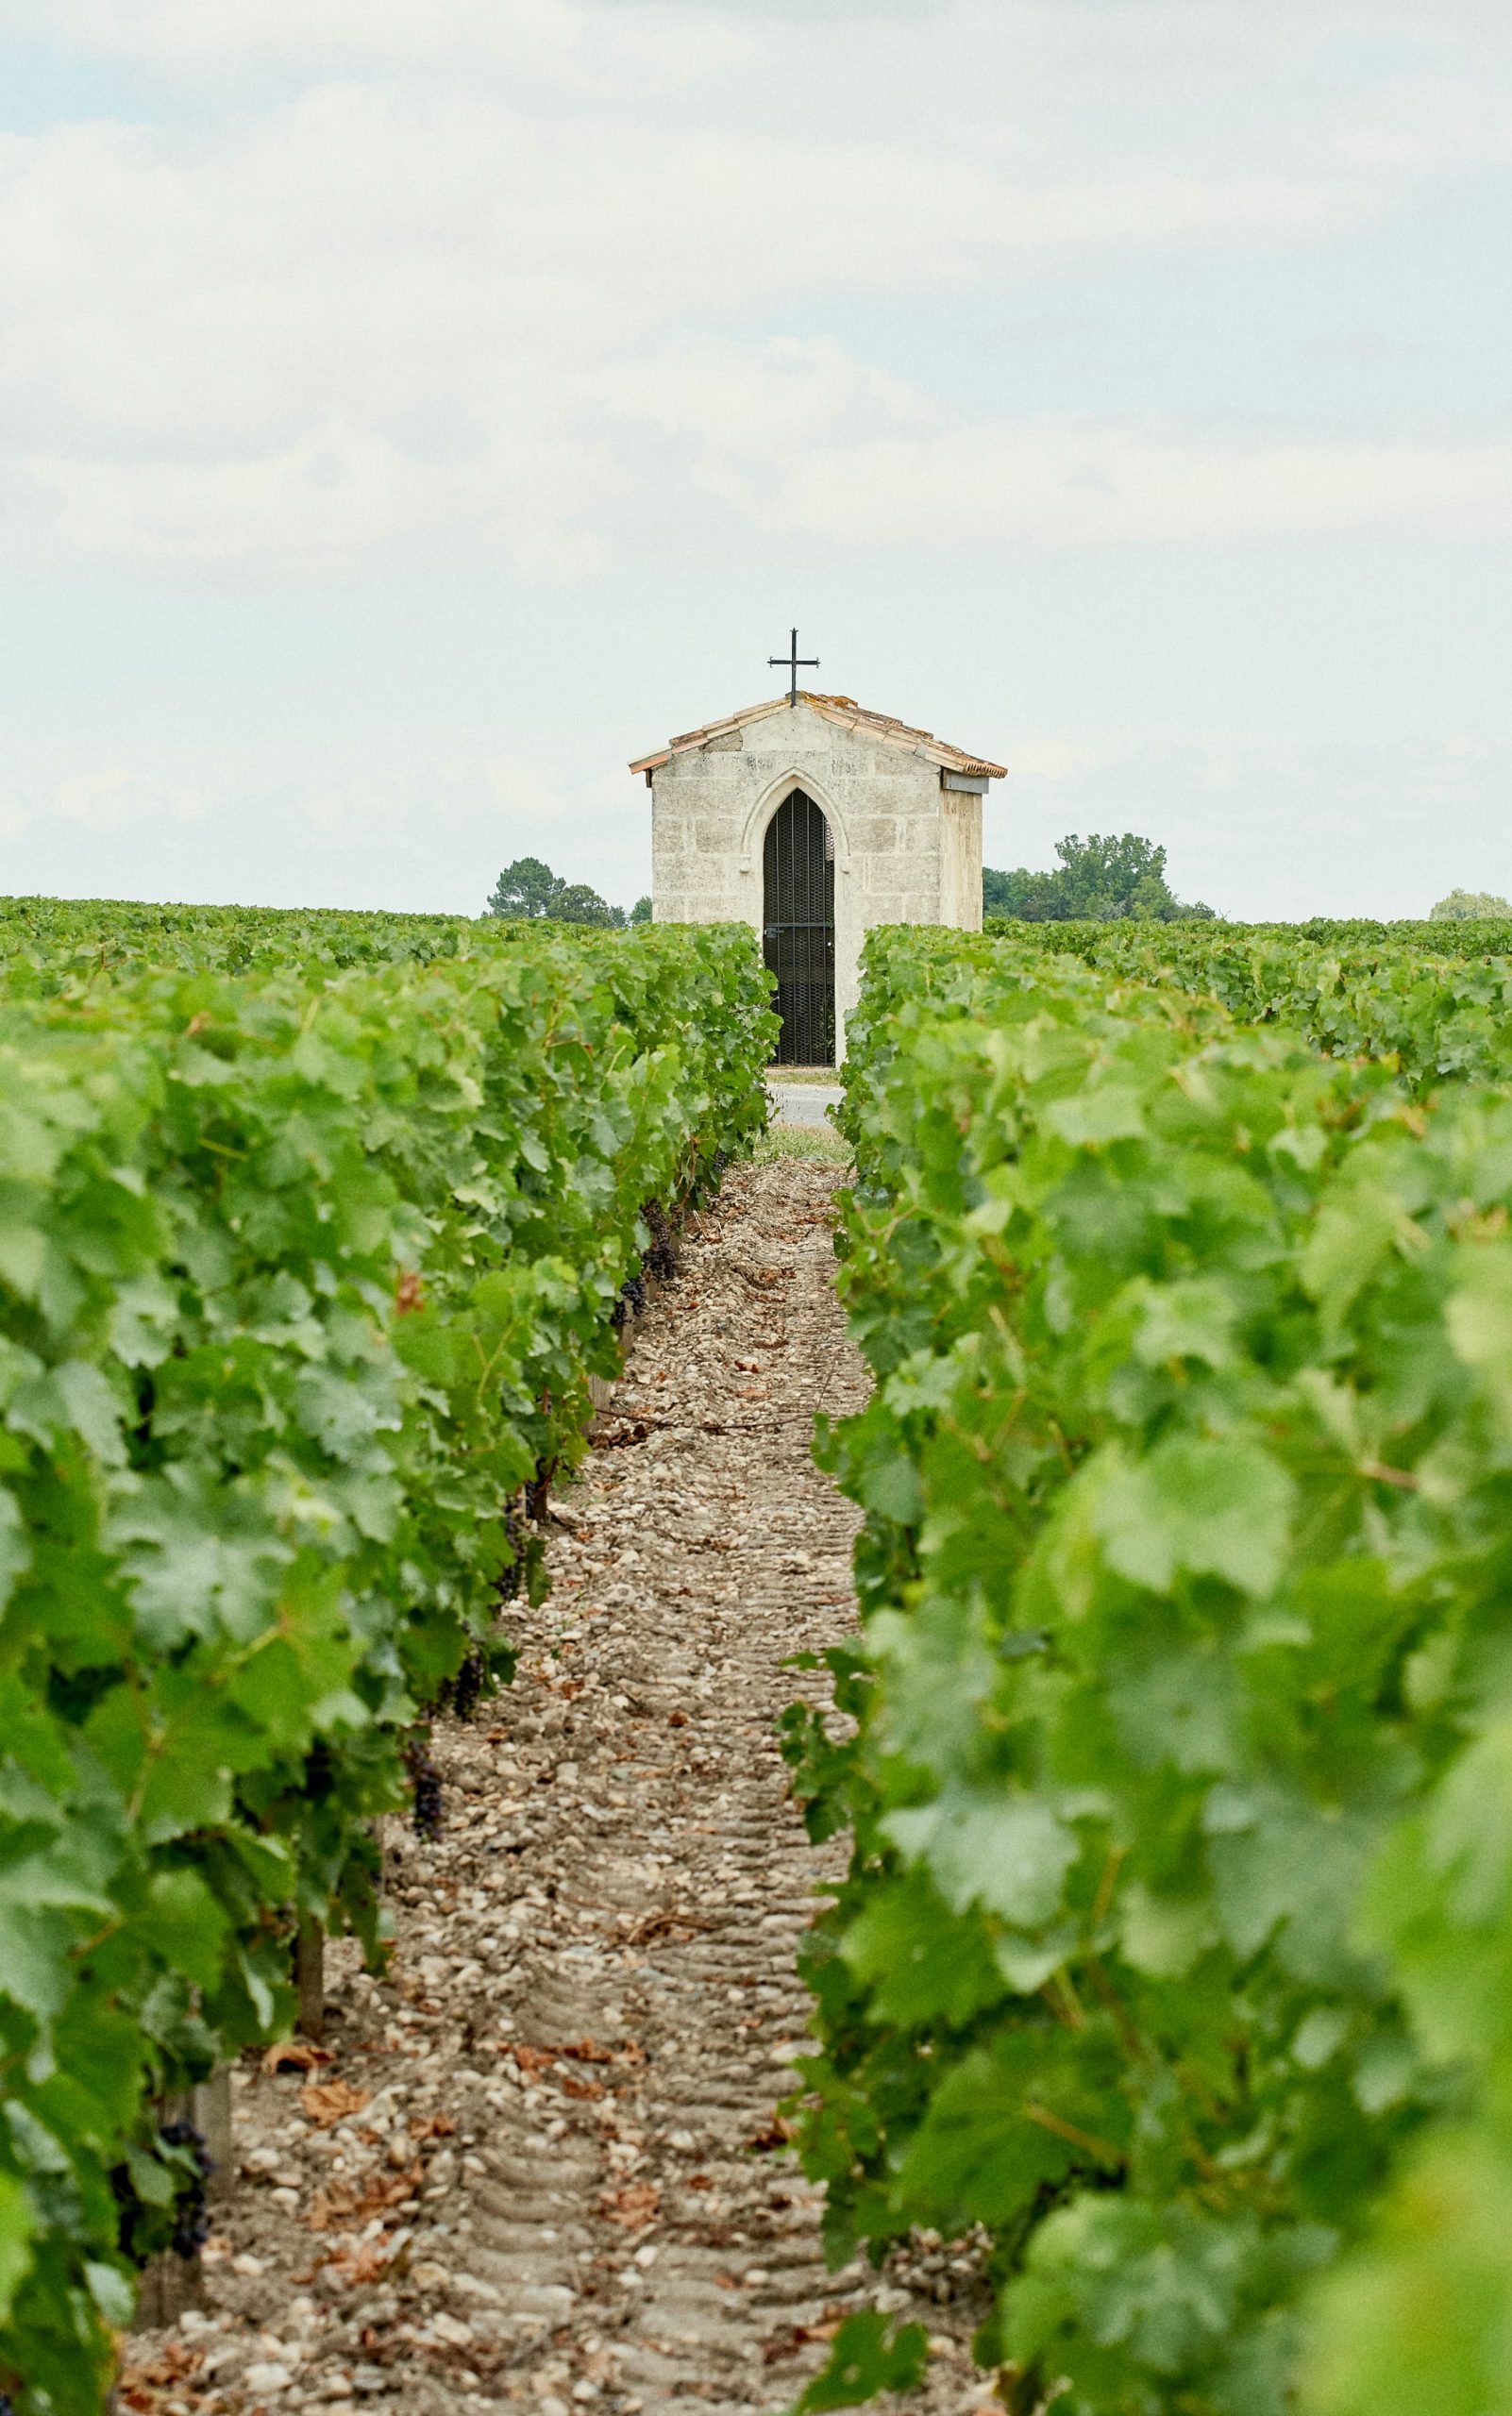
[555,882,626,928]
[983,831,1213,923]
[485,856,563,918]
[484,857,626,926]
[630,896,652,924]
[1430,886,1512,920]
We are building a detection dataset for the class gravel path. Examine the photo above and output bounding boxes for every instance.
[120,1158,989,2416]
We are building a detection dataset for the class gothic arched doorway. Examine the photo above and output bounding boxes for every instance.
[763,789,835,1065]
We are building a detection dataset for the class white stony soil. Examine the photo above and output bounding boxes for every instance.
[119,1159,992,2416]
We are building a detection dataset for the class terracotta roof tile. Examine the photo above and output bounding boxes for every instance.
[629,692,1005,780]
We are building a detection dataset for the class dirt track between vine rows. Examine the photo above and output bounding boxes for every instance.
[123,1157,991,2416]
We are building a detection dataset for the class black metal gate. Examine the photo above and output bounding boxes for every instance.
[763,788,835,1065]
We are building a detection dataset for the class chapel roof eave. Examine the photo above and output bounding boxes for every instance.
[628,691,1006,781]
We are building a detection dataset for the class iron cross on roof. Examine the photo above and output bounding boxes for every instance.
[768,628,818,707]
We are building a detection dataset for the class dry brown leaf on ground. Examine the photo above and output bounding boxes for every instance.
[300,2075,371,2128]
[599,2180,660,2230]
[261,2038,332,2074]
[747,2115,798,2151]
[626,1908,710,1946]
[115,2340,208,2411]
[324,2225,411,2286]
[512,2038,619,2075]
[764,2321,840,2365]
[328,2242,390,2287]
[408,2112,456,2140]
[309,2164,422,2231]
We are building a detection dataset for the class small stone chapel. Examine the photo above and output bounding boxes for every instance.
[630,673,1006,1065]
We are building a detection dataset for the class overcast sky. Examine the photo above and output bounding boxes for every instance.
[0,0,1509,919]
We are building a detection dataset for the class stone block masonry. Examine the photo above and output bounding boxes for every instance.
[636,694,1005,1056]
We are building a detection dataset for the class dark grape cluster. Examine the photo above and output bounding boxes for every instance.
[110,2122,210,2265]
[498,1500,523,1601]
[641,1199,678,1283]
[496,1497,545,1607]
[160,2121,211,2257]
[613,1271,647,1329]
[694,1144,733,1206]
[109,2158,134,2246]
[450,1647,487,1720]
[404,1737,445,1840]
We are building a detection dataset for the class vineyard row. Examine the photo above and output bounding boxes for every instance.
[786,925,1512,2416]
[0,915,774,2414]
[985,912,1512,1094]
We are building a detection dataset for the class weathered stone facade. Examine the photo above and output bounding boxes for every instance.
[630,693,1005,1055]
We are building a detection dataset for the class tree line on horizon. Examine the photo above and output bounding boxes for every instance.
[487,844,1512,931]
[485,835,1206,930]
[983,830,1213,922]
[486,856,650,927]
[982,847,1512,926]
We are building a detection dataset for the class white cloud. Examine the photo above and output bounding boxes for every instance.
[0,737,649,914]
[0,765,209,843]
[0,0,1503,924]
[49,767,207,830]
[0,0,1504,577]
[3,0,592,74]
[1340,74,1512,172]
[607,335,1512,551]
[17,0,1512,72]
[0,59,1502,578]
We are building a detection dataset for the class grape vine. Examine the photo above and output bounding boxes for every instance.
[0,904,777,2413]
[985,913,1512,1094]
[787,923,1512,2414]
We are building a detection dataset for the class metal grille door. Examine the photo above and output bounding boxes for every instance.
[763,789,835,1065]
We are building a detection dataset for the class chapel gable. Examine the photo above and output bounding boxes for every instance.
[630,687,1004,1065]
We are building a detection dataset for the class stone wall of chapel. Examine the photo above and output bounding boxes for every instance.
[649,699,981,1054]
[939,791,984,931]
